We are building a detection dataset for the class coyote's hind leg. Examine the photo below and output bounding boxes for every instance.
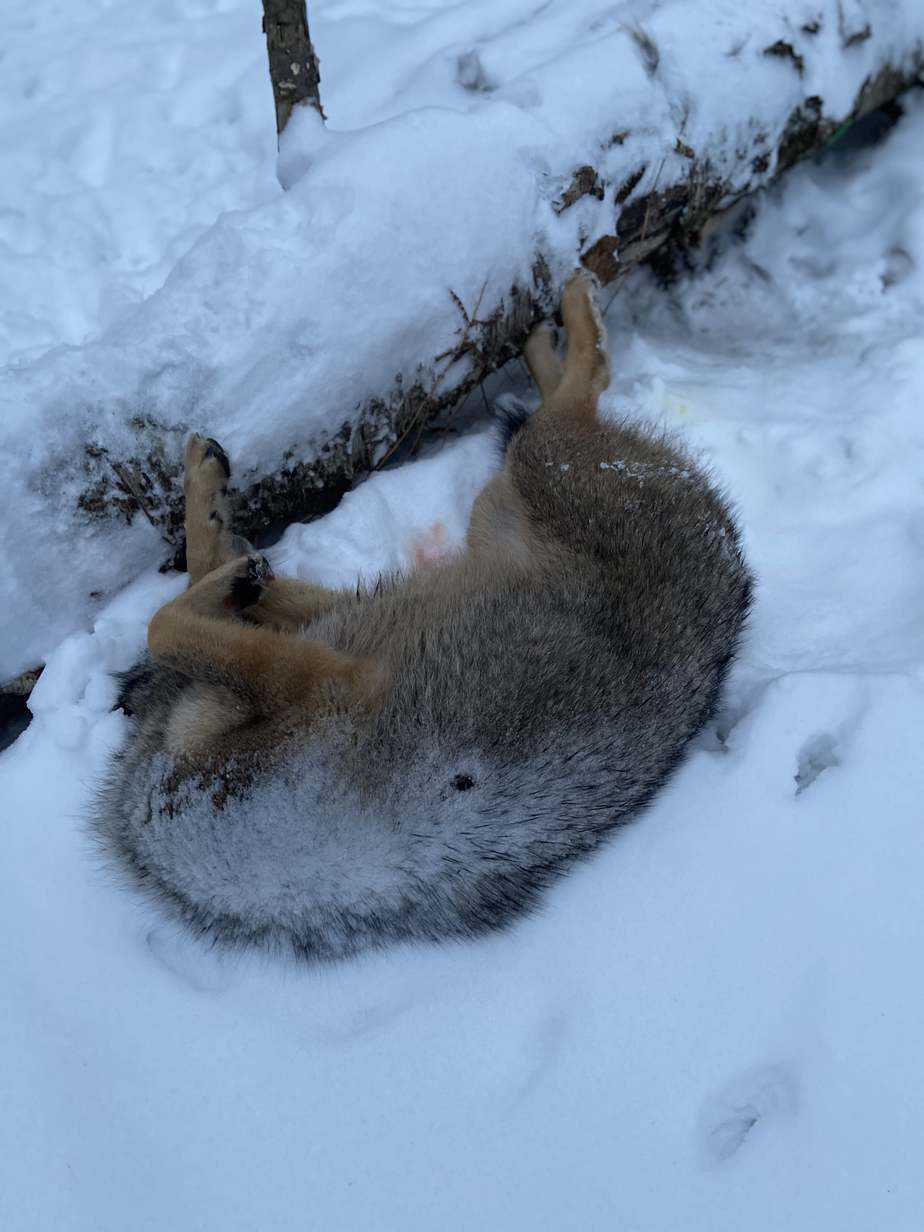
[469,275,612,564]
[184,433,253,585]
[524,321,563,401]
[549,271,611,415]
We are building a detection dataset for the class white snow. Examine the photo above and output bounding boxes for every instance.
[2,0,921,680]
[3,2,924,1228]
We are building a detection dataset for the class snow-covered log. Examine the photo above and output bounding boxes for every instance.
[1,0,922,682]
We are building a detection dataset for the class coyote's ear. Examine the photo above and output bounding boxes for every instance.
[493,394,532,456]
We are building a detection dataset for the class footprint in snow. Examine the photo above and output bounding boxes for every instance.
[794,731,840,795]
[502,1009,571,1115]
[697,1063,798,1165]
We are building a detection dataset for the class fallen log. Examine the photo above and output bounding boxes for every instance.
[1,0,922,684]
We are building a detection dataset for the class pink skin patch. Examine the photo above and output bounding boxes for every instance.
[410,521,449,569]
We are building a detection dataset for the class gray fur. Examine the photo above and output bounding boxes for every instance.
[93,409,752,963]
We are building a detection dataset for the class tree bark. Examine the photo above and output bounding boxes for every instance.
[261,0,324,135]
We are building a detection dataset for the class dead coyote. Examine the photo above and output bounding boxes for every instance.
[95,273,752,962]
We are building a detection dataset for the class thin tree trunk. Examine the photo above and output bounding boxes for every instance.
[261,0,325,136]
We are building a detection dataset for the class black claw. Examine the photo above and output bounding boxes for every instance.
[228,555,274,610]
[203,439,231,478]
[249,555,275,584]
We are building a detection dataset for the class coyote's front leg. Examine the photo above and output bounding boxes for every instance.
[183,432,342,631]
[146,438,383,754]
[149,554,377,717]
[183,434,252,586]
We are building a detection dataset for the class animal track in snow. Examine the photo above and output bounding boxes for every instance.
[794,731,841,795]
[706,677,778,751]
[697,1063,798,1165]
[502,1009,570,1115]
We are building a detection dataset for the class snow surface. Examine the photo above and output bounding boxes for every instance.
[2,0,922,680]
[3,55,924,1223]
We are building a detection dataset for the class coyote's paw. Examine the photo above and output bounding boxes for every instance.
[226,554,275,612]
[185,434,233,530]
[185,432,231,481]
[563,266,601,304]
[181,553,274,619]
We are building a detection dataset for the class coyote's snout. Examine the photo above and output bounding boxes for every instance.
[94,273,752,962]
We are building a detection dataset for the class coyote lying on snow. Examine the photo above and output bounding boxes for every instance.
[95,273,752,962]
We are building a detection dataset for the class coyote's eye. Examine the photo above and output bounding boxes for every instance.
[451,774,475,792]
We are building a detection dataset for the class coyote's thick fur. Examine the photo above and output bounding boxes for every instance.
[94,274,752,962]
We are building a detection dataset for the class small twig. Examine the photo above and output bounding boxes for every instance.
[448,289,472,327]
[108,460,172,544]
[470,279,489,323]
[639,157,666,244]
[374,282,492,470]
[603,266,631,318]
